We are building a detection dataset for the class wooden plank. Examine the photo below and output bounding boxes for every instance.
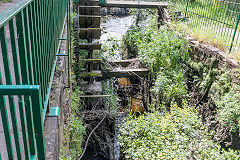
[102,69,149,78]
[79,81,102,94]
[105,0,169,8]
[107,58,140,67]
[79,15,101,28]
[79,70,102,77]
[78,28,101,39]
[79,59,103,62]
[78,5,100,15]
[79,43,102,50]
[78,0,99,6]
[79,95,112,98]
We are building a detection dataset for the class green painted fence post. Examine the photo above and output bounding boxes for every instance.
[99,0,106,5]
[32,87,46,160]
[0,25,23,160]
[229,11,240,53]
[184,0,190,20]
[0,73,14,160]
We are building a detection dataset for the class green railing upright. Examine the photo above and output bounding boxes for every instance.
[183,0,240,53]
[0,85,45,160]
[143,0,240,53]
[0,0,67,159]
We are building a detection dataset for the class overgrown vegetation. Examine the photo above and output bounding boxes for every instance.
[101,37,122,60]
[60,115,86,160]
[162,0,240,54]
[66,3,240,159]
[60,25,86,159]
[69,115,86,159]
[124,18,189,110]
[120,105,240,159]
[120,8,240,158]
[186,59,240,149]
[1,0,12,3]
[60,88,86,160]
[102,80,119,116]
[189,60,240,132]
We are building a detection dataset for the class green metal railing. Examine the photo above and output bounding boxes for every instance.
[99,0,106,5]
[141,0,240,53]
[0,85,45,160]
[167,0,240,53]
[0,0,68,158]
[184,0,240,53]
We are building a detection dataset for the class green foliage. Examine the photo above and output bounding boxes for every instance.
[101,36,122,60]
[1,0,12,3]
[60,115,86,160]
[124,23,189,108]
[123,27,143,57]
[119,105,240,160]
[102,80,119,116]
[72,87,84,114]
[188,62,240,132]
[209,72,231,99]
[72,39,88,76]
[137,25,188,73]
[188,58,240,132]
[69,115,86,160]
[214,85,240,132]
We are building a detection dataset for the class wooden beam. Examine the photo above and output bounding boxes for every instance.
[79,15,101,28]
[79,70,102,77]
[77,0,99,6]
[102,69,149,78]
[79,59,103,62]
[105,0,169,8]
[79,95,112,98]
[78,5,101,15]
[79,81,102,94]
[79,43,102,50]
[78,28,101,39]
[107,58,140,67]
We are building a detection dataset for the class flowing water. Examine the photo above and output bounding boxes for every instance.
[100,16,135,60]
[100,15,135,160]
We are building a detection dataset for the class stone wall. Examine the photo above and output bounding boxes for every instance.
[187,37,240,83]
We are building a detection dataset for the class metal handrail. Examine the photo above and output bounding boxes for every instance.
[0,0,33,27]
[0,85,45,159]
[0,0,68,159]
